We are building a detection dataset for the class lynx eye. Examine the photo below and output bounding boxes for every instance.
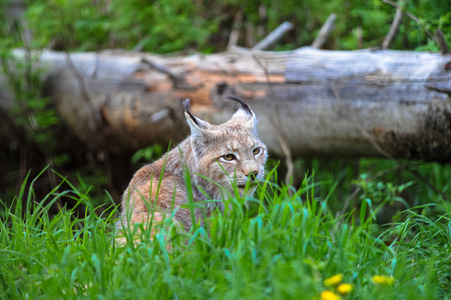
[253,147,261,155]
[223,154,236,161]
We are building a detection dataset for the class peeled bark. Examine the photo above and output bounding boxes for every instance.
[2,47,451,162]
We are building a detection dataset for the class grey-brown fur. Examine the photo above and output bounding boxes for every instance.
[117,96,267,240]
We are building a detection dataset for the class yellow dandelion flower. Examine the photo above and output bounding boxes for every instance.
[324,274,343,286]
[371,275,395,285]
[337,283,353,294]
[321,291,341,300]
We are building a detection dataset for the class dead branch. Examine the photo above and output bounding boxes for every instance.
[252,21,293,50]
[382,5,403,49]
[435,29,449,55]
[356,27,363,49]
[382,0,449,53]
[227,9,243,51]
[312,14,337,49]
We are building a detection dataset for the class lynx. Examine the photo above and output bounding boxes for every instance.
[117,96,267,239]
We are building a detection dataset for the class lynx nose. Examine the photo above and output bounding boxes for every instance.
[246,170,259,178]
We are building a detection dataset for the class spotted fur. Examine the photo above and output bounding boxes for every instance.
[117,96,267,237]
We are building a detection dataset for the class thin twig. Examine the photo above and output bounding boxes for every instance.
[141,57,193,89]
[64,52,100,129]
[64,52,101,193]
[141,57,180,83]
[382,0,431,37]
[382,0,449,53]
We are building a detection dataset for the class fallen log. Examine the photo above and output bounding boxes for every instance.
[2,47,451,162]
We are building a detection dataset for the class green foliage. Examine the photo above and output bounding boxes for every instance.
[2,1,451,295]
[108,0,218,53]
[25,0,219,53]
[0,50,60,158]
[354,174,412,206]
[25,0,112,50]
[131,144,164,165]
[0,1,63,163]
[1,168,450,298]
[16,0,451,52]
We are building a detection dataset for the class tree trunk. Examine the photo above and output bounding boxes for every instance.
[2,47,451,162]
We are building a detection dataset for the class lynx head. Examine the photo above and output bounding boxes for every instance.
[183,96,267,198]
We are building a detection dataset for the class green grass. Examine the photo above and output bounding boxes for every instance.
[1,164,450,299]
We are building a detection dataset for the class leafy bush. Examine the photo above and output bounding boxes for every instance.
[18,0,451,52]
[25,0,219,53]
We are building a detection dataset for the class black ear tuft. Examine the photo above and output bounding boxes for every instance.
[183,98,200,126]
[183,98,191,112]
[228,96,253,116]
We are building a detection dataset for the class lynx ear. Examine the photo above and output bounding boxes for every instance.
[183,99,212,137]
[228,96,257,130]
